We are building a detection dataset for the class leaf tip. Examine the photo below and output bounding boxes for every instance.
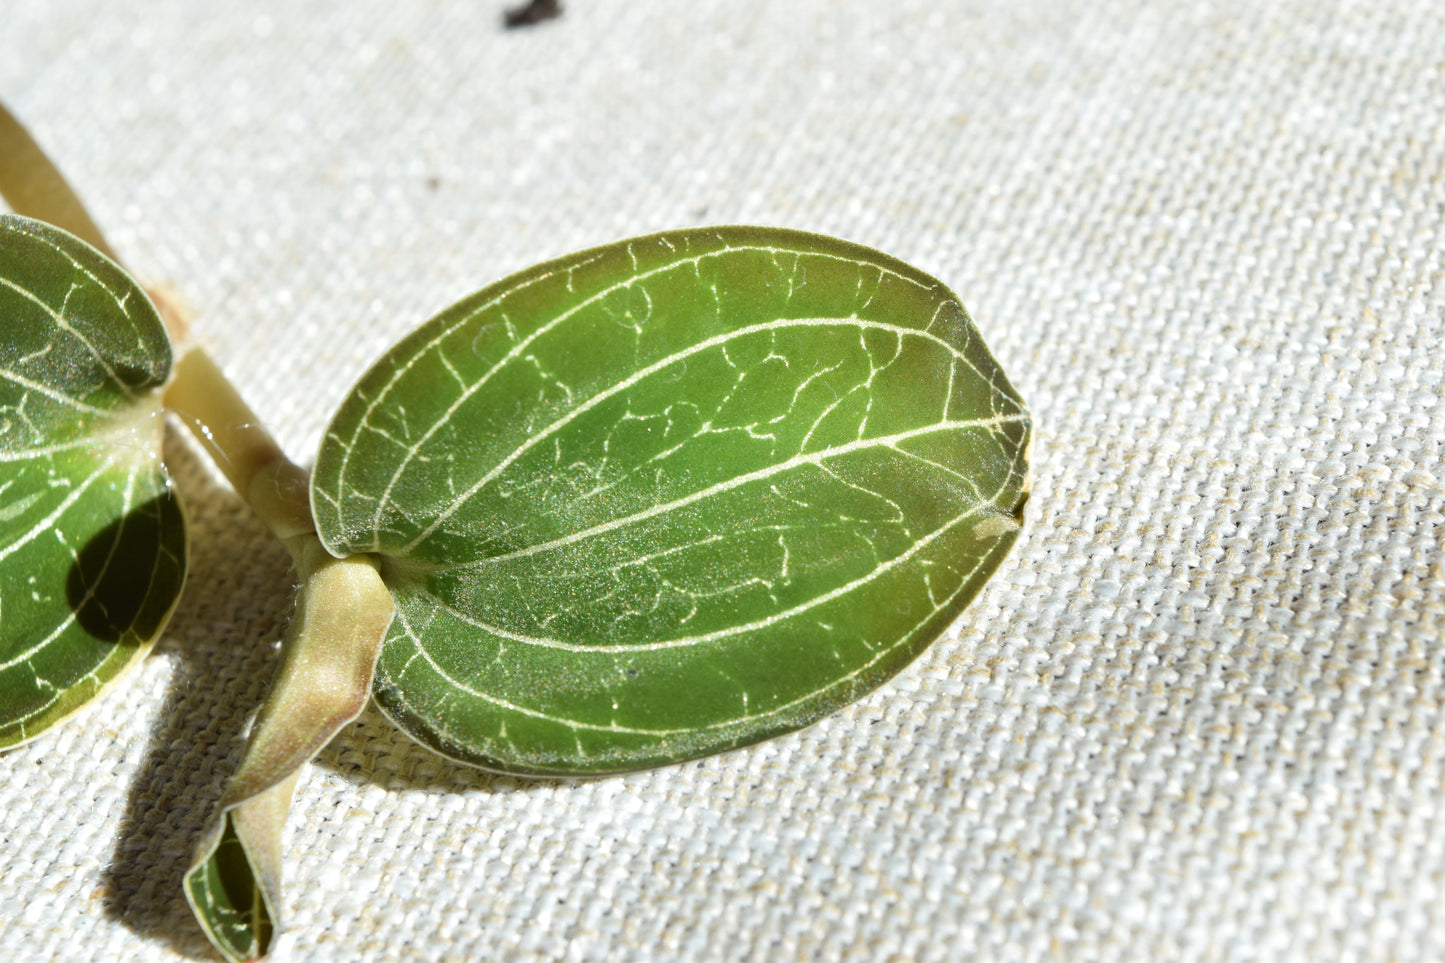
[972,513,1022,541]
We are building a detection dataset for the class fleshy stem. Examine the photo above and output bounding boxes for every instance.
[1,100,393,962]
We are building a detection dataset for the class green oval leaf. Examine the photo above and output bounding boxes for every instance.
[0,214,186,749]
[312,226,1029,775]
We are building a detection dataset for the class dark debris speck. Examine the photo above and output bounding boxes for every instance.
[504,0,563,28]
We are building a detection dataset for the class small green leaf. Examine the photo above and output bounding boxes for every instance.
[185,543,392,963]
[0,214,185,749]
[313,227,1029,775]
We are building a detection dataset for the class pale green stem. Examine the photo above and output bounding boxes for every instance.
[164,350,314,540]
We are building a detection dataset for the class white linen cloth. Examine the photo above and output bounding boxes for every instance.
[3,1,1442,959]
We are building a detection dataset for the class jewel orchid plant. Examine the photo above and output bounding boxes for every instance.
[0,101,1030,960]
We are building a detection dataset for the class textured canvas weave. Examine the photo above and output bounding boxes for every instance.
[2,1,1443,960]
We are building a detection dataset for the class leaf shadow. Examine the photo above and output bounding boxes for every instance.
[99,427,296,958]
[66,492,185,645]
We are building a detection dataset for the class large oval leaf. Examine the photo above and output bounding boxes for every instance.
[0,214,186,749]
[312,226,1029,775]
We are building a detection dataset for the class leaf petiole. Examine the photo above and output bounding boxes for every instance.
[164,349,314,541]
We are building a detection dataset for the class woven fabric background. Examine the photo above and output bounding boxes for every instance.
[3,1,1443,960]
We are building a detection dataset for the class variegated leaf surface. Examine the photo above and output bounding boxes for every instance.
[312,226,1029,775]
